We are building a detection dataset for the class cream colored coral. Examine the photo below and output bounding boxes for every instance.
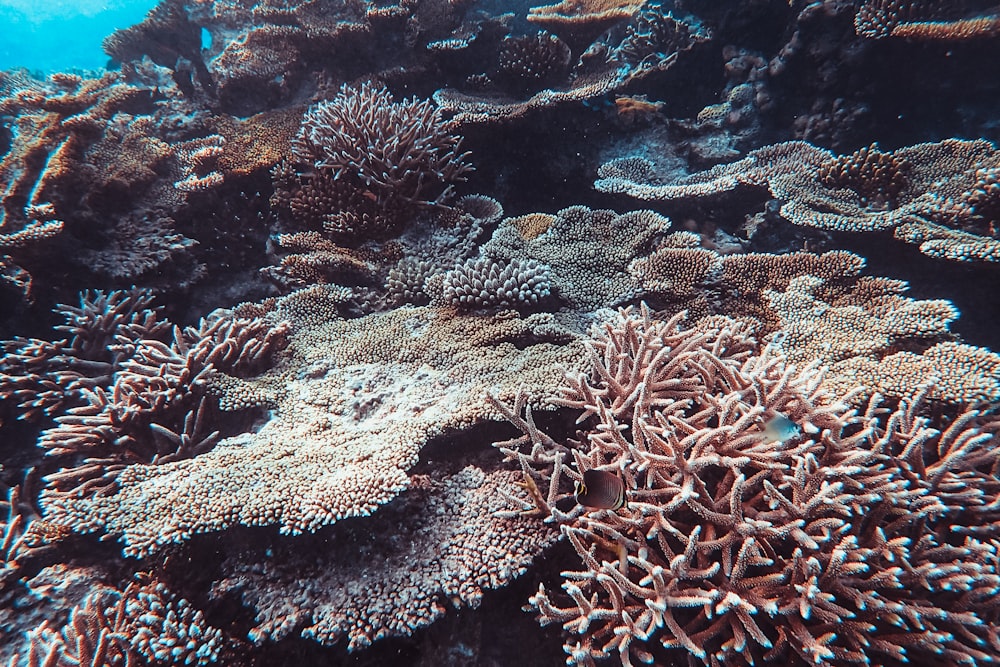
[42,299,586,556]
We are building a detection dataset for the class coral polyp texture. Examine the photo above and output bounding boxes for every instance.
[596,139,1000,262]
[495,305,1000,666]
[2,0,1000,663]
[855,1,1000,40]
[39,289,586,556]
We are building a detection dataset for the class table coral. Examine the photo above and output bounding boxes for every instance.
[215,466,560,650]
[40,293,586,556]
[855,0,1000,40]
[495,305,1000,666]
[482,206,671,309]
[596,139,1000,262]
[435,7,706,124]
[527,0,648,43]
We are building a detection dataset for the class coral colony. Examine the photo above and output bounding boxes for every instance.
[1,1,1000,666]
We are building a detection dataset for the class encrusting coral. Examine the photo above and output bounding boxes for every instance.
[494,304,1000,666]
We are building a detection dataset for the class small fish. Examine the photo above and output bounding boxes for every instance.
[763,413,801,443]
[574,469,627,510]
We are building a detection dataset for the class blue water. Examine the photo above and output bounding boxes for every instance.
[0,0,159,73]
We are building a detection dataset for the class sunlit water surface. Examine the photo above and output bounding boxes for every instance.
[0,0,159,73]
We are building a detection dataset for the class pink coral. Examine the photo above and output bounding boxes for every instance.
[495,305,1000,666]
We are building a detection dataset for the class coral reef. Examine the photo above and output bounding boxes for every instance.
[39,290,586,556]
[214,466,560,650]
[0,289,288,503]
[495,305,1000,666]
[1,0,999,663]
[596,139,1000,262]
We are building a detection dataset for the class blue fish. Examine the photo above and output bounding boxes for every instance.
[763,413,801,443]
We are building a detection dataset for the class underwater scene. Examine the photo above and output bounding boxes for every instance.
[2,0,1000,665]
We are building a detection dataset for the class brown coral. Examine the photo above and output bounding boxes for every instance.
[855,1,1000,40]
[527,0,647,44]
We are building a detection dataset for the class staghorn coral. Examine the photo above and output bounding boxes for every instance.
[0,289,168,423]
[292,81,473,215]
[596,139,1000,261]
[214,466,560,650]
[1,472,69,585]
[0,563,111,665]
[495,305,1000,666]
[40,292,586,557]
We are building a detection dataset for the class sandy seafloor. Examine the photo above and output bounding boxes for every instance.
[1,1,1000,666]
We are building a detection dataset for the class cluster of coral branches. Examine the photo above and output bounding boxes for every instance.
[495,305,1000,666]
[1,0,1000,664]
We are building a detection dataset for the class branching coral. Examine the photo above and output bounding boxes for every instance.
[494,305,1000,666]
[292,81,473,220]
[441,256,552,310]
[10,575,226,666]
[0,289,289,502]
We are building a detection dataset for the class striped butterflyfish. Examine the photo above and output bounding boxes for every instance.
[574,469,627,510]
